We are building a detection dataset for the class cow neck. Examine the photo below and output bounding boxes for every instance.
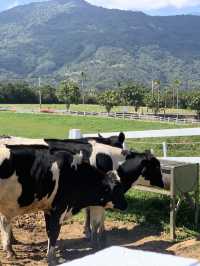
[117,154,146,193]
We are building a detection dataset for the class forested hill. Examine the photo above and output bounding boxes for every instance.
[1,0,200,88]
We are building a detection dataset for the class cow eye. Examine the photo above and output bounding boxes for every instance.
[105,187,110,193]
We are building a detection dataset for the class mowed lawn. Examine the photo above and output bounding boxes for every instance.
[0,111,199,239]
[0,111,190,138]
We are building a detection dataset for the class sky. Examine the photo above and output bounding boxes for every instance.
[0,0,200,15]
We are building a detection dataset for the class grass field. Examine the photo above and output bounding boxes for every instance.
[0,111,190,138]
[0,103,196,115]
[0,111,199,240]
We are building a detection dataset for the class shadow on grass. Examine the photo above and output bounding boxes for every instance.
[108,190,200,234]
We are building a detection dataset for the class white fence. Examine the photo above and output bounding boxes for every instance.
[61,111,200,125]
[8,106,200,125]
[82,128,200,139]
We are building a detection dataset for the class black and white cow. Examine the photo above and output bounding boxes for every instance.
[0,134,163,248]
[0,144,127,261]
[38,139,164,247]
[83,149,164,247]
[0,133,126,248]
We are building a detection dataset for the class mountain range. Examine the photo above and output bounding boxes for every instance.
[1,0,200,89]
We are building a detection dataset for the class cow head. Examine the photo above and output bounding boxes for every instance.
[141,150,164,188]
[118,149,164,191]
[101,170,127,211]
[71,161,127,212]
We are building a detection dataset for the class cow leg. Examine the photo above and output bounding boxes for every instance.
[90,220,99,249]
[83,207,91,239]
[90,207,106,249]
[99,222,107,248]
[44,213,61,265]
[0,215,15,258]
[91,222,105,249]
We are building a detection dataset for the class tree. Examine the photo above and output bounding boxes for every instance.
[98,90,119,113]
[56,80,80,110]
[189,91,200,119]
[40,85,58,104]
[144,92,159,115]
[0,82,38,103]
[119,82,146,112]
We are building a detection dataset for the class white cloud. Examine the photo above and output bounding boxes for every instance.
[7,0,20,10]
[86,0,200,10]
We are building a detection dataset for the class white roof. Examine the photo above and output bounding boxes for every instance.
[61,246,200,266]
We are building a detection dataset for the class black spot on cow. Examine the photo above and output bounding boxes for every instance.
[96,153,114,172]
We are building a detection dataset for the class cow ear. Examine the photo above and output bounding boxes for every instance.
[144,150,153,160]
[118,132,125,143]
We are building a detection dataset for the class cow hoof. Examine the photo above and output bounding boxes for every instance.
[91,240,100,250]
[47,257,57,266]
[99,234,107,248]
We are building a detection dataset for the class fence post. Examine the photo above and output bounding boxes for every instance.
[68,129,82,139]
[162,142,167,157]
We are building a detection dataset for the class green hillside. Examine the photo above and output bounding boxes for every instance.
[1,0,200,88]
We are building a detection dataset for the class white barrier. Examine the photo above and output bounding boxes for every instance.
[82,128,200,139]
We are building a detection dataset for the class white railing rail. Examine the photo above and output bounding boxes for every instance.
[82,128,200,139]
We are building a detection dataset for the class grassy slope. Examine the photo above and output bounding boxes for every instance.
[0,111,199,239]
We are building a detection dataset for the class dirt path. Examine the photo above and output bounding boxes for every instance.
[0,212,200,265]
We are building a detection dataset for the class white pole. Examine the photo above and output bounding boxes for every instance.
[68,129,82,139]
[38,77,42,111]
[162,142,167,157]
[176,86,179,120]
[152,80,154,95]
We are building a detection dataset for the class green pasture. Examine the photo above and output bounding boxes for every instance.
[0,111,199,240]
[0,111,189,138]
[0,103,196,115]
